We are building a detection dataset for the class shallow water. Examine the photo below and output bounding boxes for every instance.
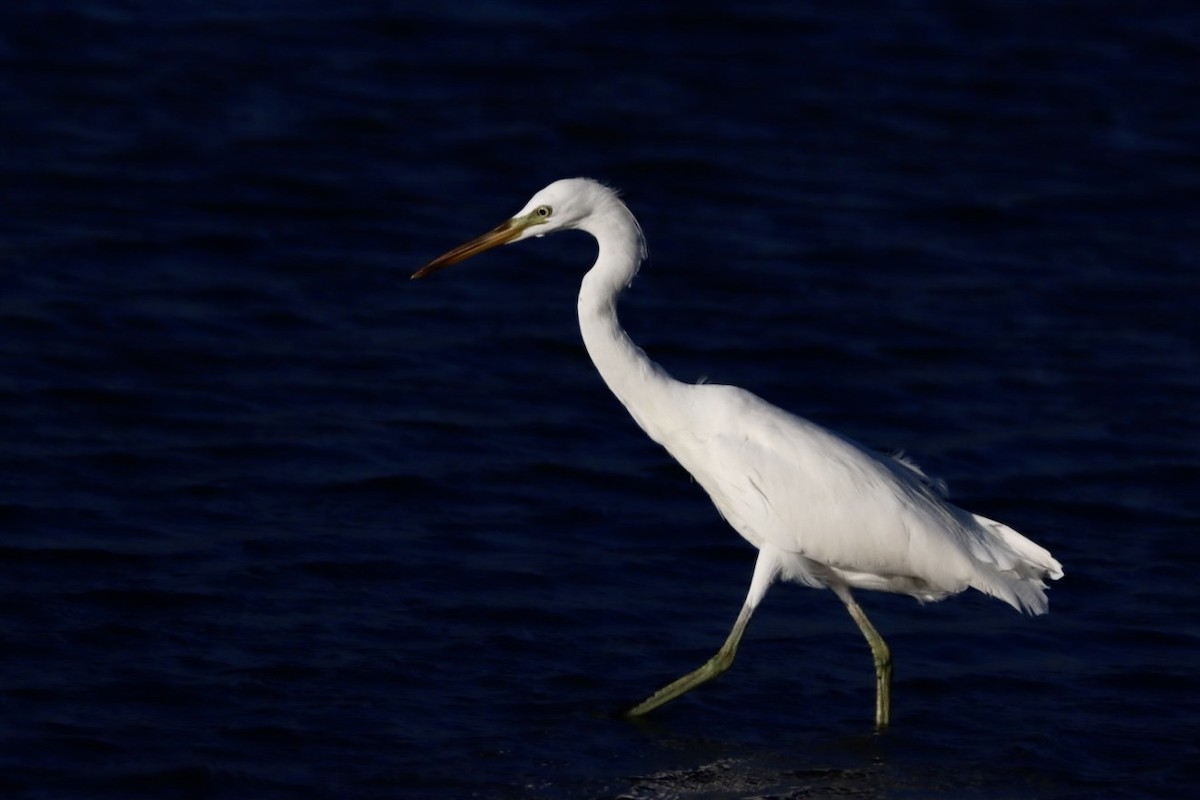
[2,1,1198,798]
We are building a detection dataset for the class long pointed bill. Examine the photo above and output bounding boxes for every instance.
[412,216,528,279]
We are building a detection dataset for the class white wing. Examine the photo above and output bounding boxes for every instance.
[653,383,1061,613]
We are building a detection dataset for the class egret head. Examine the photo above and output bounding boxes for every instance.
[411,178,617,279]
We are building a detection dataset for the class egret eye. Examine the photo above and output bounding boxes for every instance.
[534,205,552,218]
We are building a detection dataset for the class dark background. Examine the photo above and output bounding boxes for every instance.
[2,1,1198,798]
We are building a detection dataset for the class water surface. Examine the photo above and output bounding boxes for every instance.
[1,2,1198,798]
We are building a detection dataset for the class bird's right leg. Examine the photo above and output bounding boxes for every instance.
[624,603,753,717]
[831,583,892,730]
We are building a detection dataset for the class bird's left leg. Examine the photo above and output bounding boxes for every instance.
[624,603,753,717]
[831,583,892,730]
[624,547,781,717]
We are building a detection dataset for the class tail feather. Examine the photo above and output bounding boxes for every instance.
[967,513,1064,615]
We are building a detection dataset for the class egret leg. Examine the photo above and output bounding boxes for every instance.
[831,584,892,730]
[624,603,754,717]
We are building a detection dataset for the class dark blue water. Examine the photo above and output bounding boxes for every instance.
[2,1,1198,797]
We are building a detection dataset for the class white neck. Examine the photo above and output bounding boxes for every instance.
[576,199,683,444]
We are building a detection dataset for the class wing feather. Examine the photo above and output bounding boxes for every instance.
[655,383,1058,611]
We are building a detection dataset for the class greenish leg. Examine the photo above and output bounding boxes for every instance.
[833,584,892,730]
[624,604,754,717]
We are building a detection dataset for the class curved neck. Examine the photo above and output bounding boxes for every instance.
[576,201,682,444]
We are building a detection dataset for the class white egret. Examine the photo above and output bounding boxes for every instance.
[412,178,1063,728]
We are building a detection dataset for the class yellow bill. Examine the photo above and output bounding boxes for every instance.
[412,216,531,279]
